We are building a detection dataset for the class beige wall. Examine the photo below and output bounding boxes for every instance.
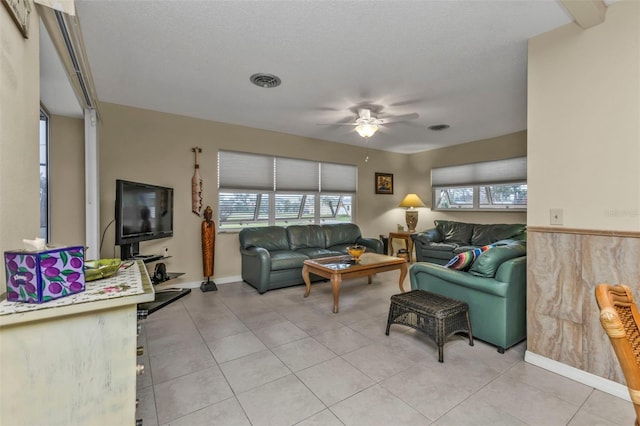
[0,2,41,294]
[527,0,640,386]
[528,1,640,231]
[49,114,85,245]
[96,102,526,283]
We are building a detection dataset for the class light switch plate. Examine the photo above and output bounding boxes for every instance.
[550,208,563,225]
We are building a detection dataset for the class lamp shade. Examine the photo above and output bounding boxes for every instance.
[399,193,426,208]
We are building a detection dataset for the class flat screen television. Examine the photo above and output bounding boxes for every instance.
[115,179,174,259]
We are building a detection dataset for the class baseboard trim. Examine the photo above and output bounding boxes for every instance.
[215,275,243,285]
[157,276,243,289]
[525,350,630,401]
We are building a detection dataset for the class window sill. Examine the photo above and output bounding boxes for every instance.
[432,208,527,212]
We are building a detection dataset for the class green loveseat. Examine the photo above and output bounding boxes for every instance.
[239,223,383,294]
[409,241,527,353]
[411,220,526,265]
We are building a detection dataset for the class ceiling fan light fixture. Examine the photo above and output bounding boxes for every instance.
[355,123,378,138]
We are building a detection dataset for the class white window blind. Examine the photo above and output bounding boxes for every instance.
[275,157,319,191]
[218,151,356,229]
[321,162,357,192]
[431,157,527,187]
[218,150,274,190]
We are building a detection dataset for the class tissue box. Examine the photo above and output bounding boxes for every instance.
[4,246,85,303]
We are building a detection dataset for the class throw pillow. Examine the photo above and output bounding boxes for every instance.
[445,244,495,271]
[468,243,527,278]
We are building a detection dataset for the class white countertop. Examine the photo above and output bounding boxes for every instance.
[0,260,155,327]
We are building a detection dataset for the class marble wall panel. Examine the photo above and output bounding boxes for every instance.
[528,229,640,385]
[528,232,583,323]
[581,236,640,291]
[527,312,582,368]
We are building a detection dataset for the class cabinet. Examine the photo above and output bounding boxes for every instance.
[0,261,154,425]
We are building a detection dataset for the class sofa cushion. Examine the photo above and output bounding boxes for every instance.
[445,244,495,271]
[420,249,457,265]
[435,220,474,244]
[469,243,527,278]
[239,226,290,251]
[453,245,478,254]
[323,223,361,247]
[471,223,527,246]
[287,225,325,250]
[428,242,459,252]
[327,243,355,253]
[269,250,310,271]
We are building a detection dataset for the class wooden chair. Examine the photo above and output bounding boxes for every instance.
[595,283,640,425]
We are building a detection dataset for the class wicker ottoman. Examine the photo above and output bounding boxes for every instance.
[386,290,474,362]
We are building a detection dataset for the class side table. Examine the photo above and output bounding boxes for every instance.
[388,231,415,263]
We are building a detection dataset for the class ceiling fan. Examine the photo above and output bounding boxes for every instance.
[326,107,419,138]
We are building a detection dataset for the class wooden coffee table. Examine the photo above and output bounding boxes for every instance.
[302,253,408,313]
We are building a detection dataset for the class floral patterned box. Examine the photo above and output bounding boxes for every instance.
[4,246,85,303]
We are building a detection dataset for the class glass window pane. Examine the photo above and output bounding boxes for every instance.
[336,195,352,221]
[481,184,528,208]
[436,188,473,209]
[257,194,269,220]
[39,112,48,241]
[480,187,489,204]
[218,192,268,228]
[320,194,352,223]
[275,194,303,220]
[301,195,315,219]
[40,165,47,233]
[320,195,340,218]
[274,194,318,226]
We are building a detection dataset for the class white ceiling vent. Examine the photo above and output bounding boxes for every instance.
[250,73,281,88]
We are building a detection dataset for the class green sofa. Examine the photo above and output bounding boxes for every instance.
[239,223,383,294]
[411,220,526,265]
[409,241,527,353]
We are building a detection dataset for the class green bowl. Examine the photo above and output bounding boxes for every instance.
[84,258,122,282]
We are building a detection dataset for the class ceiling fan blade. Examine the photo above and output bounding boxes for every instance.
[317,122,358,126]
[378,113,419,124]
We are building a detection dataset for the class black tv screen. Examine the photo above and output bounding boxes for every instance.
[115,180,174,247]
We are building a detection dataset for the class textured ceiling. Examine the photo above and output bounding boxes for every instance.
[49,1,580,153]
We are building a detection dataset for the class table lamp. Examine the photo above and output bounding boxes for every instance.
[399,193,426,233]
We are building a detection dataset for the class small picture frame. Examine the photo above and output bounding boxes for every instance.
[375,173,394,194]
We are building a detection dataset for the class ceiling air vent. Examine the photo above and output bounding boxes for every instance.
[428,124,450,131]
[250,73,282,88]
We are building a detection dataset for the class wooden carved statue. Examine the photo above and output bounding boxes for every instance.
[191,147,203,217]
[200,205,217,292]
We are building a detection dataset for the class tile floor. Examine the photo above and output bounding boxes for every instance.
[136,272,635,426]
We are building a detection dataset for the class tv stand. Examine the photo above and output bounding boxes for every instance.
[141,288,191,314]
[137,257,189,315]
[132,254,165,263]
[120,242,140,260]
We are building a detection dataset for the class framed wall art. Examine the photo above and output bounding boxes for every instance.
[375,172,394,194]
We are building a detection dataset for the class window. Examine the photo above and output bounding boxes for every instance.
[432,157,527,211]
[39,109,50,241]
[218,151,356,230]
